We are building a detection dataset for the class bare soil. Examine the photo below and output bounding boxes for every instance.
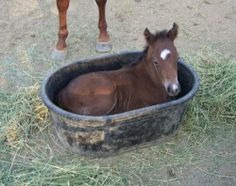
[1,0,236,89]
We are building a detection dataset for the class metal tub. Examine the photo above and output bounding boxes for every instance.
[41,51,199,157]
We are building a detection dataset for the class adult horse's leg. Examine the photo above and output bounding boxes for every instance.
[51,0,70,60]
[95,0,112,53]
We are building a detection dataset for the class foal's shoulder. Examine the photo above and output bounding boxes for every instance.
[69,72,116,96]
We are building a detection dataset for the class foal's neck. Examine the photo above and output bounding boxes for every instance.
[133,54,148,70]
[134,55,162,87]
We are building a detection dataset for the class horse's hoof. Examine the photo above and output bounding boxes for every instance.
[96,41,112,53]
[51,48,67,61]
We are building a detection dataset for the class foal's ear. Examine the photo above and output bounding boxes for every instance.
[168,23,178,41]
[144,28,155,44]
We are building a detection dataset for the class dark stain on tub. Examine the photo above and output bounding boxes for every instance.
[105,116,166,149]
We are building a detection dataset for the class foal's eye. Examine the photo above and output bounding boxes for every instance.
[153,60,158,66]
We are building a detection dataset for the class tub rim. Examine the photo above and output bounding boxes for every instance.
[40,51,200,123]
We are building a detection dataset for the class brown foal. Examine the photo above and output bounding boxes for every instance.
[57,23,181,116]
[52,0,111,60]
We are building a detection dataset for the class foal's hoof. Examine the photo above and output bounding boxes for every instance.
[96,41,112,53]
[51,48,67,61]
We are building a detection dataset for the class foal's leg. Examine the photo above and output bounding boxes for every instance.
[51,0,70,60]
[95,0,112,53]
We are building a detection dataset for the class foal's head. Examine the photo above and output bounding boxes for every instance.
[144,23,180,97]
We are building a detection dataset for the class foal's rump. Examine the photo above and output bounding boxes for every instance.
[57,73,117,115]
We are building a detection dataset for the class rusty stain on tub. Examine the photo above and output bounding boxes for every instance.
[63,130,105,145]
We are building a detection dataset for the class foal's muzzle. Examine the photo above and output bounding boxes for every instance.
[167,83,181,97]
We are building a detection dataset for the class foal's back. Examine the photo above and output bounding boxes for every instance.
[57,65,166,115]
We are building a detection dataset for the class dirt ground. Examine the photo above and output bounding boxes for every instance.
[0,0,236,185]
[0,0,236,90]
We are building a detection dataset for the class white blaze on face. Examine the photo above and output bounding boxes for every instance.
[160,49,171,60]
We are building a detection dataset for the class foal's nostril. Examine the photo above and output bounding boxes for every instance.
[167,86,172,94]
[167,84,180,96]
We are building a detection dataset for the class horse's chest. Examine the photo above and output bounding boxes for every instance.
[116,84,166,111]
[137,86,166,104]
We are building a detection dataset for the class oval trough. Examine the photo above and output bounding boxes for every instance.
[41,51,200,157]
